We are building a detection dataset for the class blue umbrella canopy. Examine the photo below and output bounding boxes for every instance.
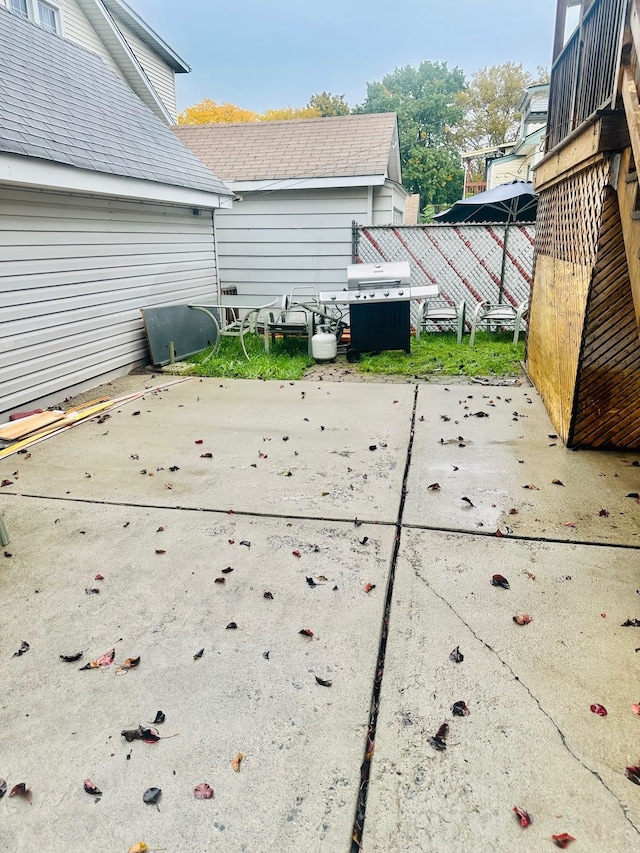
[434,180,537,223]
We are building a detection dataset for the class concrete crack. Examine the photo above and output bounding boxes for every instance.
[410,560,640,837]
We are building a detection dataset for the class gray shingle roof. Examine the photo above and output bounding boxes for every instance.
[174,114,398,183]
[0,7,231,196]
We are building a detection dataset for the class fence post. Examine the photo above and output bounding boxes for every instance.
[351,220,359,263]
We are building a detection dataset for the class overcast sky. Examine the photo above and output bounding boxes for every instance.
[131,0,560,114]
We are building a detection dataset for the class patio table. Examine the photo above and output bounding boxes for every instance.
[188,296,277,360]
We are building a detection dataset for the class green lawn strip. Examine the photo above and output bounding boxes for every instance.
[358,332,525,377]
[187,334,313,380]
[186,331,524,380]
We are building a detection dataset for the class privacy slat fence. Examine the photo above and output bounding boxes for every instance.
[355,223,535,329]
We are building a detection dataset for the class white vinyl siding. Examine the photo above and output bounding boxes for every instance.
[487,155,531,190]
[0,186,218,417]
[54,0,121,75]
[372,182,406,225]
[114,19,177,119]
[214,187,369,297]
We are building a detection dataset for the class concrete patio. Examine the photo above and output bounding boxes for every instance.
[0,375,639,852]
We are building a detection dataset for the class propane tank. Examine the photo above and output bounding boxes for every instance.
[312,326,337,362]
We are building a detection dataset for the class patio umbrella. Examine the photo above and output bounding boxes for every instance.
[434,180,537,224]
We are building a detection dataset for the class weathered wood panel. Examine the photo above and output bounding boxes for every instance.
[527,159,609,441]
[571,187,640,447]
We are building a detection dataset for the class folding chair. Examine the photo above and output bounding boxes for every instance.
[417,299,466,345]
[469,299,529,347]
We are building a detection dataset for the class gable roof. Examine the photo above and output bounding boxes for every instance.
[0,7,232,206]
[174,113,402,190]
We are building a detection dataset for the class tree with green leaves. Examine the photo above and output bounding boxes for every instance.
[307,92,350,116]
[356,61,466,206]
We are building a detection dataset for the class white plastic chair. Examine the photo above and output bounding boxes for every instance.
[417,299,466,344]
[263,287,319,355]
[469,299,529,347]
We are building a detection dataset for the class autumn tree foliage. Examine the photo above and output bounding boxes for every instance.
[261,106,321,121]
[307,92,350,116]
[177,98,258,125]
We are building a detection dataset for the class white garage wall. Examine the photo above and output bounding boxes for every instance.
[214,186,370,298]
[0,186,218,417]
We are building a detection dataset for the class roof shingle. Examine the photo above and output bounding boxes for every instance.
[0,7,231,197]
[174,114,398,183]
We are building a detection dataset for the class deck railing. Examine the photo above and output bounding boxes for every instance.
[546,0,628,151]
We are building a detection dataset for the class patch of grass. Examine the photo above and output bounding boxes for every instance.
[187,334,313,380]
[358,331,525,377]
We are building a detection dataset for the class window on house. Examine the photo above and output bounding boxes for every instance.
[37,0,59,33]
[9,0,29,18]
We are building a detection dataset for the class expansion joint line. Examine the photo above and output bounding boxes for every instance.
[412,563,640,837]
[351,384,419,851]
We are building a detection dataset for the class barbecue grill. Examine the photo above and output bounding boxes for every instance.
[318,262,437,361]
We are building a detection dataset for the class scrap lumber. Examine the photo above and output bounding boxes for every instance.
[0,411,66,442]
[0,378,191,461]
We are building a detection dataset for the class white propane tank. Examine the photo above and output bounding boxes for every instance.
[312,327,337,362]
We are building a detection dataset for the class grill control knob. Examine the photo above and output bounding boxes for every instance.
[354,292,361,299]
[398,289,404,296]
[369,291,375,298]
[383,290,390,297]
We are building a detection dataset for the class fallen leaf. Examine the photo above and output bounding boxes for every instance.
[79,647,115,670]
[369,445,377,451]
[565,522,576,528]
[94,573,104,581]
[121,726,160,744]
[508,508,518,515]
[200,453,213,458]
[427,483,441,491]
[449,646,464,663]
[116,656,140,675]
[452,700,470,717]
[143,787,161,805]
[85,587,100,595]
[292,549,302,558]
[239,540,251,548]
[226,622,238,630]
[315,676,332,687]
[12,641,30,657]
[9,783,31,803]
[221,566,233,574]
[128,844,148,853]
[84,779,102,796]
[513,806,532,827]
[495,529,503,538]
[306,576,317,588]
[155,549,166,555]
[263,590,273,599]
[1,479,14,487]
[552,479,564,486]
[552,833,576,848]
[632,705,640,715]
[193,648,204,660]
[231,753,243,772]
[491,574,510,590]
[599,508,610,517]
[622,619,640,627]
[60,652,83,662]
[626,493,640,499]
[195,439,203,444]
[299,628,314,638]
[364,583,376,593]
[523,484,539,490]
[152,711,165,725]
[194,783,214,800]
[590,703,607,716]
[215,577,226,584]
[461,496,475,507]
[0,780,6,799]
[429,722,449,751]
[513,614,532,625]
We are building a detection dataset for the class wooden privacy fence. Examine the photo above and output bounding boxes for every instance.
[355,223,535,327]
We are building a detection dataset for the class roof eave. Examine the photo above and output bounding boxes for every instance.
[75,0,173,123]
[0,151,234,208]
[101,0,190,72]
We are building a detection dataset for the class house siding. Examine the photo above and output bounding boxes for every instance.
[214,186,369,296]
[0,186,218,416]
[45,0,122,75]
[114,19,177,119]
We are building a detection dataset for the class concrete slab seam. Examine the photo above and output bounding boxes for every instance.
[0,492,398,529]
[408,554,640,837]
[402,522,640,552]
[351,384,419,851]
